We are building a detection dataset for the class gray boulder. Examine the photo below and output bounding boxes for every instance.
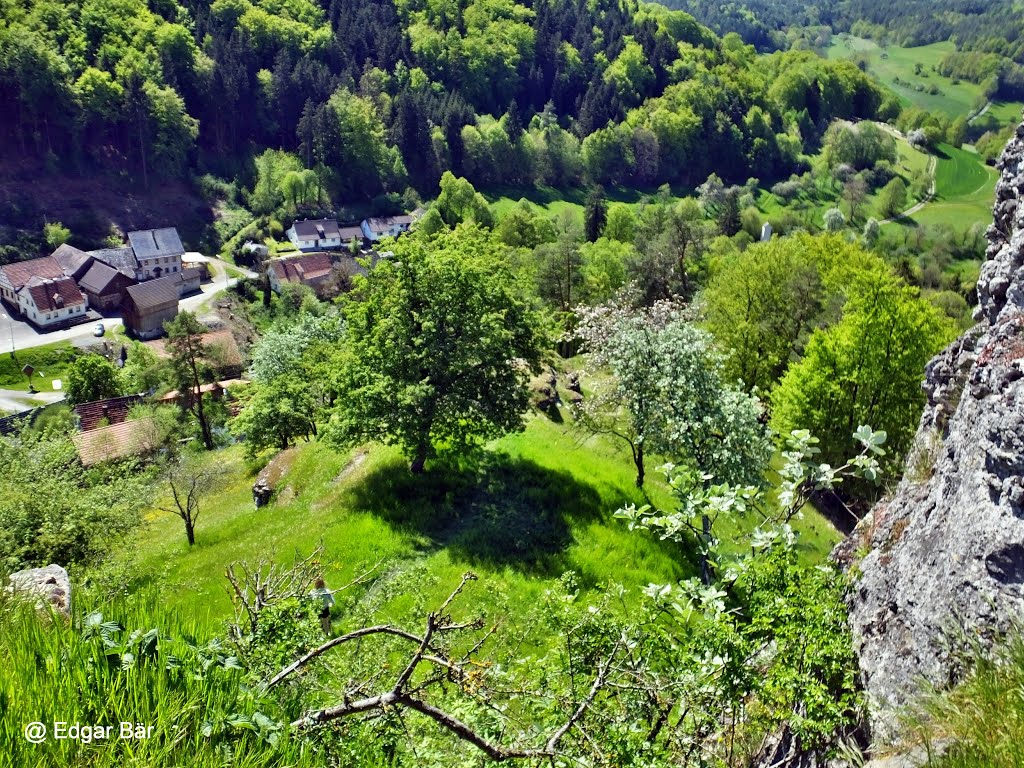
[7,564,72,616]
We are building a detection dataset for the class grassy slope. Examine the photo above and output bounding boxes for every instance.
[755,129,931,226]
[909,143,998,229]
[486,183,691,221]
[125,413,840,634]
[825,36,993,118]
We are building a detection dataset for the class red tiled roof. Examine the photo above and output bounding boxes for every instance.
[267,253,333,284]
[25,277,86,312]
[73,417,160,466]
[0,256,64,290]
[158,378,249,402]
[74,394,144,432]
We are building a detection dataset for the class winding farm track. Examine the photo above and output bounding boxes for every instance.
[880,155,938,225]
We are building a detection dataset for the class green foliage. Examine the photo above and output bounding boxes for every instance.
[325,226,546,472]
[64,354,122,406]
[0,592,315,768]
[231,375,318,458]
[0,427,151,571]
[575,301,771,488]
[43,220,70,249]
[164,311,216,450]
[771,271,955,481]
[917,628,1024,768]
[878,175,909,218]
[434,172,494,228]
[249,150,303,215]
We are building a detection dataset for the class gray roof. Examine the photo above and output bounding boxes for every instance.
[292,219,341,241]
[87,247,138,276]
[51,244,93,280]
[79,261,132,295]
[128,228,184,260]
[364,215,414,231]
[126,276,180,311]
[178,267,204,282]
[338,226,364,241]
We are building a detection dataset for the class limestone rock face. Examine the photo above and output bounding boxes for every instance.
[7,564,72,616]
[843,123,1024,743]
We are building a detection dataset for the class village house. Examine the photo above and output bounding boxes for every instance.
[171,266,205,297]
[86,247,138,279]
[123,276,180,339]
[286,219,344,251]
[73,417,160,466]
[73,394,145,431]
[266,252,334,293]
[146,327,244,378]
[360,214,416,242]
[338,224,365,248]
[0,256,65,306]
[22,277,88,328]
[128,227,184,280]
[78,261,137,313]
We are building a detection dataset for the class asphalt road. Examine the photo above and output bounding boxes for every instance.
[0,257,252,354]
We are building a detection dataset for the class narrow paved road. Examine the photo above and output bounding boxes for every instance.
[1,256,253,354]
[0,388,63,415]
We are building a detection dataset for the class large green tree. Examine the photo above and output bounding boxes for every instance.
[325,226,545,473]
[164,311,216,451]
[703,233,887,394]
[771,272,955,478]
[65,354,122,406]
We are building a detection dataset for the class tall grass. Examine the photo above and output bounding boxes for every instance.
[0,591,317,768]
[913,630,1024,767]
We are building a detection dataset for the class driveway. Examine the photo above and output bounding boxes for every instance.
[0,387,64,415]
[2,256,252,354]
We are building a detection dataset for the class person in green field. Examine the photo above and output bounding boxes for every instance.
[311,577,335,636]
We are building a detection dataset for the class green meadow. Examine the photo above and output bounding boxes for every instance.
[122,411,840,635]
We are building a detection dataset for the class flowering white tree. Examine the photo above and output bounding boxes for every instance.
[573,299,771,488]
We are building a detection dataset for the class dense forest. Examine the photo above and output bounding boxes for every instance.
[0,0,894,203]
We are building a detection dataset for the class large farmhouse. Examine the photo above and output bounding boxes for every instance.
[128,228,184,280]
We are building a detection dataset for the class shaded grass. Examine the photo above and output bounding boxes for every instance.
[486,183,692,221]
[122,411,840,637]
[913,631,1024,767]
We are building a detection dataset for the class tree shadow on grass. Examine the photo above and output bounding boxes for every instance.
[346,451,618,577]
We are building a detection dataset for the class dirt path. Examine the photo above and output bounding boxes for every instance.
[968,101,992,124]
[880,155,937,225]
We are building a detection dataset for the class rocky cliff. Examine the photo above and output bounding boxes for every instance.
[841,124,1024,743]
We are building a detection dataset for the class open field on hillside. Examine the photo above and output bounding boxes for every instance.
[123,413,840,635]
[0,340,79,392]
[908,143,998,229]
[825,35,996,118]
[486,183,692,221]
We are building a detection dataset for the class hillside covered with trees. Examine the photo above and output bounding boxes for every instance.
[0,0,893,206]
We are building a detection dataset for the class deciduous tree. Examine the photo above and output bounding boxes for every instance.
[326,227,545,473]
